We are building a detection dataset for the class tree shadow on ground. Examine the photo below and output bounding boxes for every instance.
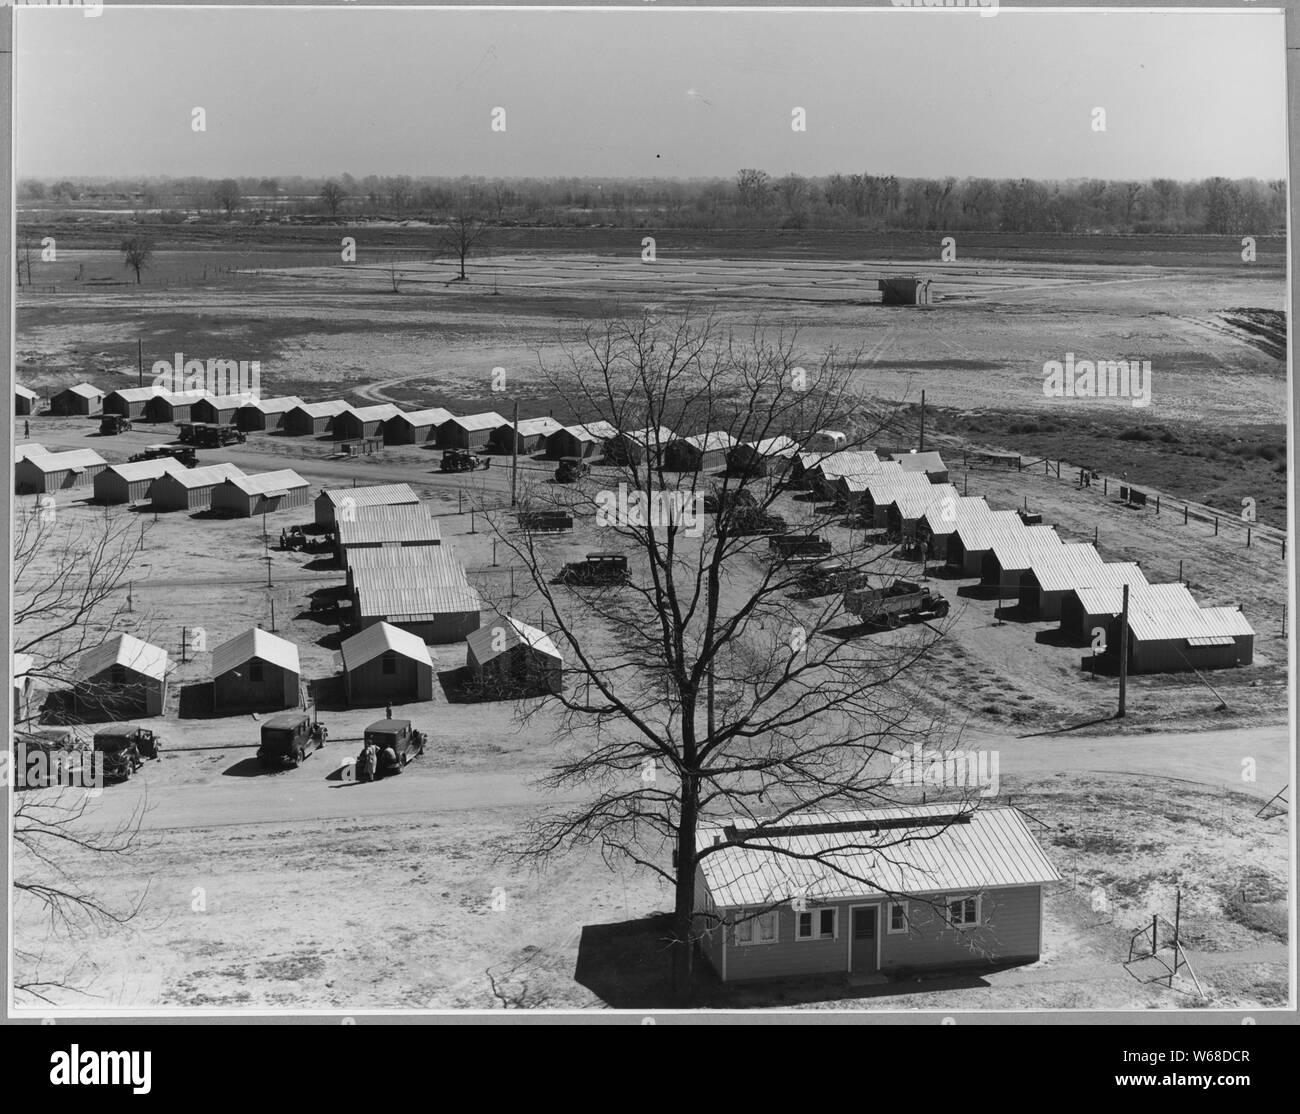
[574,915,1003,1009]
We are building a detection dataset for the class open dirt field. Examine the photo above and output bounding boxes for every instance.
[12,232,1289,1012]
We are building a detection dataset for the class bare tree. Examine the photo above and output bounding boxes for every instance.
[487,313,973,997]
[213,178,242,216]
[119,234,154,284]
[437,208,490,281]
[319,180,347,218]
[11,509,156,1003]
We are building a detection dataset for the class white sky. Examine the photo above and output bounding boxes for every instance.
[15,7,1289,180]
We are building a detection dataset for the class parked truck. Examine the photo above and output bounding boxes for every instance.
[99,415,132,436]
[768,534,833,561]
[788,562,872,598]
[555,457,590,483]
[129,444,198,468]
[844,580,950,627]
[440,449,490,473]
[257,714,325,769]
[355,719,426,781]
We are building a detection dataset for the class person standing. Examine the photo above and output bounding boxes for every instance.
[385,702,393,721]
[24,420,30,439]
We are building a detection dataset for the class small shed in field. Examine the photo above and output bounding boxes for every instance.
[15,448,108,494]
[50,382,106,416]
[547,421,619,460]
[878,276,933,306]
[72,633,169,720]
[466,615,564,695]
[663,431,737,473]
[339,621,435,705]
[147,390,212,424]
[284,400,354,437]
[490,415,564,455]
[15,385,38,416]
[315,483,421,526]
[192,394,253,426]
[210,469,310,517]
[151,463,246,511]
[104,385,164,419]
[94,458,184,505]
[437,411,508,451]
[335,403,402,442]
[236,395,304,432]
[695,805,1059,983]
[211,628,301,713]
[383,407,454,445]
[1112,606,1255,673]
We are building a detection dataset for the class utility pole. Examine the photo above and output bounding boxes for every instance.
[919,389,925,453]
[511,399,519,508]
[137,339,143,388]
[1117,583,1130,717]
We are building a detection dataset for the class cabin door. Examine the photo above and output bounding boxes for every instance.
[850,906,879,973]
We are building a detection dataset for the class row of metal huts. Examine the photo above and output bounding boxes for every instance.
[19,380,854,469]
[15,443,311,516]
[324,484,563,703]
[795,448,1255,674]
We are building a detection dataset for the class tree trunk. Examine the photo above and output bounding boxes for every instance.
[671,782,698,1000]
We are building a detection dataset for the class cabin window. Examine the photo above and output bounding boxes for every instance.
[381,652,397,676]
[734,911,779,947]
[249,661,265,684]
[796,907,837,941]
[946,895,980,928]
[887,901,908,934]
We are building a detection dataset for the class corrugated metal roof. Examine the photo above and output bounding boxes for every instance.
[890,482,960,521]
[222,469,308,496]
[918,496,993,534]
[110,386,165,402]
[339,621,435,670]
[76,633,169,682]
[156,390,213,406]
[851,470,932,502]
[697,805,1060,908]
[348,547,466,580]
[104,459,184,483]
[738,435,799,458]
[510,416,564,438]
[240,395,303,413]
[24,448,107,472]
[621,425,675,446]
[293,400,354,419]
[838,462,905,493]
[392,407,455,428]
[211,628,300,677]
[336,506,443,547]
[16,443,49,463]
[448,411,507,432]
[891,450,947,474]
[986,531,1065,570]
[564,420,619,442]
[344,403,402,423]
[801,449,881,477]
[14,652,34,681]
[16,385,38,400]
[201,393,257,409]
[1127,605,1254,643]
[467,614,563,664]
[320,484,420,510]
[161,462,245,489]
[355,578,482,621]
[677,431,738,454]
[951,511,1042,551]
[1023,544,1107,591]
[65,383,106,398]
